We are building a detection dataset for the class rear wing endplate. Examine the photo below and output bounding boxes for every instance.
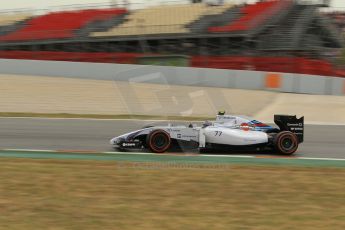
[274,115,304,143]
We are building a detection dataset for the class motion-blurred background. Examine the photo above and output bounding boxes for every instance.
[0,0,343,76]
[1,2,345,230]
[0,0,345,122]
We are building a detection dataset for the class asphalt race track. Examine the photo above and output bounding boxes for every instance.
[0,118,344,159]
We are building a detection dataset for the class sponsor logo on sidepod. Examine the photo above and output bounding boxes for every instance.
[122,143,136,147]
[287,123,303,127]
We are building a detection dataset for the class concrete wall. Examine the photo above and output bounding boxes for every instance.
[0,59,344,95]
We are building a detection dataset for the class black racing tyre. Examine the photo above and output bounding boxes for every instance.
[199,148,209,154]
[274,131,299,155]
[146,129,171,153]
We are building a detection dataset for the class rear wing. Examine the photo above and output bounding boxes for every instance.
[274,115,304,143]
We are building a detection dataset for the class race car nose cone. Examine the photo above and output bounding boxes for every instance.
[110,137,118,145]
[110,137,126,145]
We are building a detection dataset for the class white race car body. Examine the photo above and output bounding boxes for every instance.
[203,126,268,146]
[110,114,304,154]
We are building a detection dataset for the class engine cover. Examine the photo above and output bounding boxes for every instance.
[203,126,269,146]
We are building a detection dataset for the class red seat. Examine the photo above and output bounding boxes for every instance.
[0,51,142,64]
[0,8,127,41]
[209,1,284,32]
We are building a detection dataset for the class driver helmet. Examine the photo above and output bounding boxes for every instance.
[218,110,226,116]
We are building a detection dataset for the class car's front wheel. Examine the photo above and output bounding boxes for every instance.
[146,129,171,153]
[274,131,298,155]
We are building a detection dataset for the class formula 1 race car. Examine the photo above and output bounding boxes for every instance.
[110,113,304,155]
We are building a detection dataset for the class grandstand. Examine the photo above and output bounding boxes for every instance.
[0,0,343,77]
[0,8,128,41]
[208,0,291,33]
[92,3,232,36]
[0,13,32,36]
[326,11,345,33]
[0,13,31,27]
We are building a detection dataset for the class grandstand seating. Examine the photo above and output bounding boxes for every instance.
[0,51,142,64]
[187,5,240,33]
[297,58,334,76]
[317,14,343,47]
[0,2,342,78]
[191,56,336,76]
[0,13,31,26]
[209,0,291,33]
[326,12,345,33]
[0,13,32,36]
[258,4,315,50]
[0,8,127,41]
[92,4,231,37]
[335,69,345,77]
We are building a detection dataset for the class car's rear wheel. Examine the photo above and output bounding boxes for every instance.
[274,131,298,155]
[146,129,171,153]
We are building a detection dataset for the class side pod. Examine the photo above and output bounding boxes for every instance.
[274,115,304,143]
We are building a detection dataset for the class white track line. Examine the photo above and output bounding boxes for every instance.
[3,149,56,152]
[1,149,345,162]
[201,154,254,158]
[104,151,154,155]
[105,152,255,158]
[298,157,345,161]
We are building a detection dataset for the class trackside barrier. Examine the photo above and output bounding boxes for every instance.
[0,58,343,96]
[0,52,338,77]
[265,73,281,89]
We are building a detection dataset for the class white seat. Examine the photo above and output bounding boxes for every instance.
[0,13,31,26]
[92,4,232,37]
